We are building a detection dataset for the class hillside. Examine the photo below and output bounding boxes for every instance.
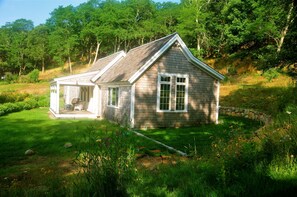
[1,58,294,117]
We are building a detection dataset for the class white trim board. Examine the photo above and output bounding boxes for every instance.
[91,51,126,82]
[53,71,98,82]
[128,33,224,84]
[130,84,135,128]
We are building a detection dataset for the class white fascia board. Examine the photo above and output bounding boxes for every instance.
[128,34,179,84]
[176,35,225,81]
[91,51,126,82]
[96,81,131,87]
[54,71,98,82]
[58,81,95,86]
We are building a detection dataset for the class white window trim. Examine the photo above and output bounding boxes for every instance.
[157,73,188,112]
[107,87,119,108]
[174,75,188,112]
[157,74,172,112]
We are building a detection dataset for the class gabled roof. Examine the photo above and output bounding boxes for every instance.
[52,51,126,86]
[96,33,176,83]
[95,33,224,84]
[87,51,125,72]
[53,33,224,86]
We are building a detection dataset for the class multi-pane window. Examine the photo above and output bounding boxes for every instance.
[176,77,186,111]
[108,87,119,107]
[157,74,188,112]
[159,76,171,110]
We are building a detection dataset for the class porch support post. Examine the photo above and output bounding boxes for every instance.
[94,85,100,116]
[56,82,60,114]
[98,86,102,117]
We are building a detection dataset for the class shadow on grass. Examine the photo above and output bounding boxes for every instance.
[138,116,262,155]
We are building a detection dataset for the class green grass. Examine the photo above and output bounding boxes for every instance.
[1,105,296,196]
[138,116,262,155]
[0,108,121,175]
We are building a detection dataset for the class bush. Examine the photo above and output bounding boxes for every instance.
[4,72,18,83]
[0,94,47,116]
[0,92,30,104]
[263,68,279,82]
[73,129,136,196]
[27,69,39,83]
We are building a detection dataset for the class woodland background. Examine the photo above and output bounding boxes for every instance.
[0,0,296,76]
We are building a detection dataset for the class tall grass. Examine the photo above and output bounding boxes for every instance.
[72,129,136,196]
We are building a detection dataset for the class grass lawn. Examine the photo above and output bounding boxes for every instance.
[138,116,262,155]
[0,108,123,177]
[0,107,261,185]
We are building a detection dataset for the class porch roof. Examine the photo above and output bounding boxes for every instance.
[52,71,97,86]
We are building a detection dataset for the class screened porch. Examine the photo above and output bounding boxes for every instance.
[49,72,100,119]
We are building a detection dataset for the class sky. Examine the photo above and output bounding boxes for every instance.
[0,0,180,27]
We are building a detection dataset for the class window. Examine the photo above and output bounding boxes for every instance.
[176,77,186,111]
[159,76,171,110]
[157,74,188,112]
[108,87,119,107]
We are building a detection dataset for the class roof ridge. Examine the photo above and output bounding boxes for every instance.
[128,32,177,53]
[95,50,125,62]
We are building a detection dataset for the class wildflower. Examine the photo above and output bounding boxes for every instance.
[286,111,292,115]
[291,154,294,158]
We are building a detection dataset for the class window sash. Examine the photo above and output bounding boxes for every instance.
[175,77,186,111]
[157,74,188,112]
[108,87,119,107]
[158,75,171,111]
[176,84,186,110]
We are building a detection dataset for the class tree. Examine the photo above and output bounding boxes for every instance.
[26,25,49,73]
[178,0,212,57]
[3,19,34,75]
[76,1,98,65]
[47,5,79,73]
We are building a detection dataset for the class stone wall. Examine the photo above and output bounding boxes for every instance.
[219,106,272,125]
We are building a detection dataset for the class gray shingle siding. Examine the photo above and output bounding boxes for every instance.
[133,45,218,129]
[101,85,131,127]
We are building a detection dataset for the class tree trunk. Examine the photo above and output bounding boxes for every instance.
[88,46,93,67]
[277,1,294,53]
[68,56,72,74]
[197,36,201,54]
[19,66,22,76]
[92,41,101,65]
[42,58,45,73]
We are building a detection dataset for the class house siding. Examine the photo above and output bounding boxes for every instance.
[101,85,131,127]
[133,45,218,129]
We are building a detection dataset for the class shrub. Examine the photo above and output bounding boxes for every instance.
[36,95,50,107]
[18,75,30,83]
[0,92,30,104]
[27,69,39,83]
[0,95,47,116]
[4,72,18,83]
[73,129,136,196]
[263,68,279,82]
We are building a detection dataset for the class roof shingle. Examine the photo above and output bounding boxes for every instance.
[87,51,125,73]
[97,33,176,83]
